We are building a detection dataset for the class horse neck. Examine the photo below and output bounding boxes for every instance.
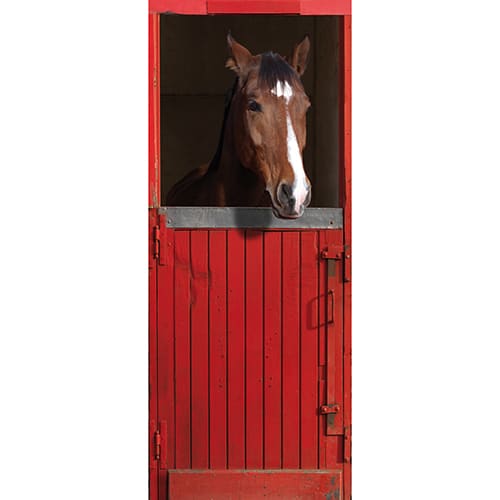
[214,107,266,206]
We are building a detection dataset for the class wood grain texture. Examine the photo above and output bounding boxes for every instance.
[169,469,343,499]
[263,232,282,469]
[155,226,346,494]
[209,231,227,468]
[190,231,210,469]
[282,232,300,468]
[300,231,319,469]
[227,231,246,468]
[174,231,191,468]
[245,231,264,469]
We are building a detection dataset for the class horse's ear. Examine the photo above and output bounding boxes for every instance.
[226,33,253,76]
[290,35,310,76]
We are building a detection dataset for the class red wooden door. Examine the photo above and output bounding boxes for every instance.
[152,207,346,499]
[149,4,352,498]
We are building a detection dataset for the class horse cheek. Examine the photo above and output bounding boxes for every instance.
[249,127,262,147]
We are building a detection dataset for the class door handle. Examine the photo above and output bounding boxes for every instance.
[327,289,334,324]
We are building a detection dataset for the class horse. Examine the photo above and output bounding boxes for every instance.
[166,34,312,219]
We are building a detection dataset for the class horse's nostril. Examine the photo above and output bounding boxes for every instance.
[278,183,294,208]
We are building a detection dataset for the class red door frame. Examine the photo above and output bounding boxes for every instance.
[149,3,352,498]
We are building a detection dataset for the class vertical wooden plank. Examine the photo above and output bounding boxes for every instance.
[321,229,343,466]
[282,232,300,469]
[325,229,344,438]
[245,231,264,469]
[148,13,160,208]
[342,16,353,500]
[209,231,227,468]
[190,231,209,469]
[300,231,319,469]
[157,469,167,500]
[227,230,245,468]
[174,231,191,468]
[149,210,159,499]
[263,232,282,469]
[318,230,328,469]
[157,225,175,470]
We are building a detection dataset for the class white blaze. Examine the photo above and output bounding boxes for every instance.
[271,81,308,213]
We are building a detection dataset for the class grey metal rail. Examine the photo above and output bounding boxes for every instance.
[159,207,343,229]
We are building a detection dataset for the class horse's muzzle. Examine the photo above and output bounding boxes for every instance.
[274,181,311,218]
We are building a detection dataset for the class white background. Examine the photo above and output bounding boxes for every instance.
[1,1,499,498]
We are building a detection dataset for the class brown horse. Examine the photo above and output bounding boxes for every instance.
[166,34,312,219]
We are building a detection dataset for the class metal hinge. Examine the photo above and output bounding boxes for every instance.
[152,225,160,260]
[154,430,161,460]
[344,426,352,463]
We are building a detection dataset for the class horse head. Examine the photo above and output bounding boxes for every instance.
[226,34,312,218]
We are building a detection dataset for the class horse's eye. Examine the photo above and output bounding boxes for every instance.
[248,100,262,112]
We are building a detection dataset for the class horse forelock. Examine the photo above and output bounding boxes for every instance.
[257,52,301,92]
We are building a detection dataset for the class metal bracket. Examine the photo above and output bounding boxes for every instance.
[321,245,344,260]
[344,426,352,463]
[320,404,341,415]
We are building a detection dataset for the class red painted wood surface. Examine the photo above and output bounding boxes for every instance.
[169,469,343,499]
[190,231,209,469]
[300,232,319,469]
[157,219,175,471]
[148,14,160,208]
[156,228,344,486]
[148,209,158,498]
[263,232,282,469]
[208,0,300,14]
[324,231,344,437]
[342,16,352,500]
[318,230,328,469]
[149,0,351,14]
[149,5,352,499]
[174,231,191,468]
[227,231,245,469]
[149,0,207,14]
[209,231,228,468]
[282,233,300,469]
[245,231,264,469]
[300,0,351,15]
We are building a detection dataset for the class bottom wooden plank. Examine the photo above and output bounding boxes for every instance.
[168,469,342,499]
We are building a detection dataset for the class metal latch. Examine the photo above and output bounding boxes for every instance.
[321,244,351,282]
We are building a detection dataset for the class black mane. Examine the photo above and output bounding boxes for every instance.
[207,78,238,172]
[258,52,300,90]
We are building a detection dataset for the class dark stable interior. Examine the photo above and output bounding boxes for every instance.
[160,14,342,208]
